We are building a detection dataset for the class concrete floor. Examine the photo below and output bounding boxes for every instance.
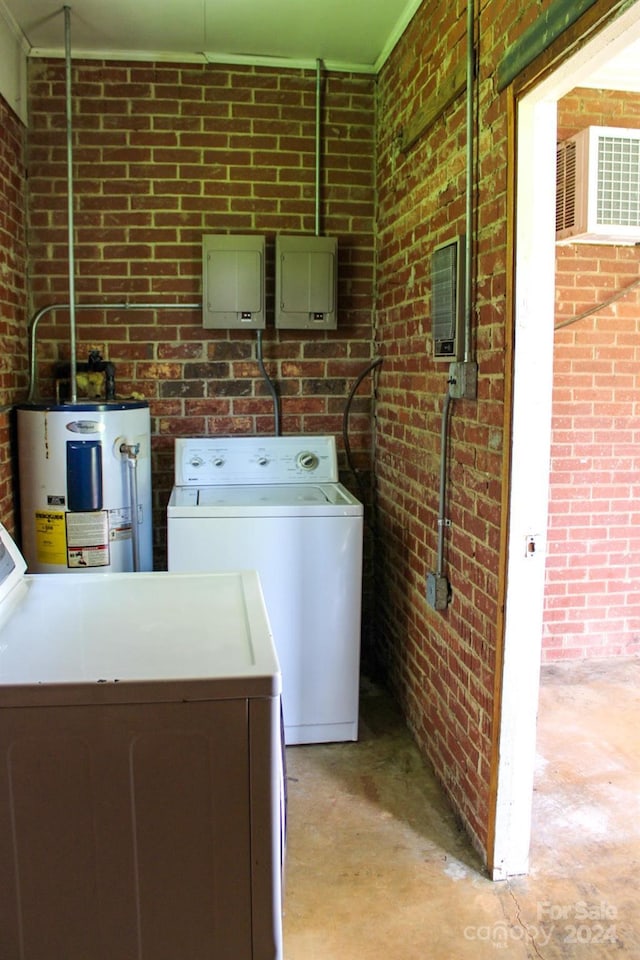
[282,657,640,959]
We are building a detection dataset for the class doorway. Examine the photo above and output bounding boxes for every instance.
[492,1,640,880]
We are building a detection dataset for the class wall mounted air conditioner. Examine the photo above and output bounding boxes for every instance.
[431,235,465,362]
[556,126,640,245]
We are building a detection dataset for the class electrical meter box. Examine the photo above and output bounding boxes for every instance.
[275,235,337,330]
[202,234,265,329]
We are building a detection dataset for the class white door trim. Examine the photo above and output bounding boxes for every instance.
[491,1,640,880]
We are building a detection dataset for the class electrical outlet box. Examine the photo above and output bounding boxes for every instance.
[426,572,451,610]
[448,360,478,400]
[276,235,337,330]
[202,234,265,329]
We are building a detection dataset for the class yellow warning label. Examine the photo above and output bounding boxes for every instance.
[34,511,67,565]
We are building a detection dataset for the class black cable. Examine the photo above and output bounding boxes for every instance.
[256,330,280,436]
[555,275,640,330]
[342,357,383,505]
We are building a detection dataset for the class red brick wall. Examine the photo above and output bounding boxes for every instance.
[0,95,28,536]
[373,0,515,857]
[19,3,628,870]
[544,88,640,661]
[25,60,376,566]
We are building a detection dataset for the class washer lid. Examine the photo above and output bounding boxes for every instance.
[168,481,363,514]
[197,484,331,507]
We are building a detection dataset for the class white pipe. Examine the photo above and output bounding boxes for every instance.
[64,6,78,404]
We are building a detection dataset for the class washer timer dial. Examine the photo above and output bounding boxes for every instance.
[297,451,319,471]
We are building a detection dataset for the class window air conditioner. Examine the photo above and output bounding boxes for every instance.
[556,125,640,245]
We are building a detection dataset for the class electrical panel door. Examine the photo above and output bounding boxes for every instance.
[202,235,265,329]
[276,235,337,330]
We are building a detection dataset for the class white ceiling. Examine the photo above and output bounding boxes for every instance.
[1,0,425,73]
[3,0,640,84]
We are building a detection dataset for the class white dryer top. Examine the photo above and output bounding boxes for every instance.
[0,525,280,708]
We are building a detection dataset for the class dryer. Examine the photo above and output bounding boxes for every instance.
[0,524,283,960]
[167,435,363,745]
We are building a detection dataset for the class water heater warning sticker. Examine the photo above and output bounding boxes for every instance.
[66,511,110,568]
[34,511,66,566]
[108,507,133,541]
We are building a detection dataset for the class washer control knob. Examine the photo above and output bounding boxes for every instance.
[212,457,225,467]
[297,451,319,471]
[188,456,204,468]
[257,456,270,466]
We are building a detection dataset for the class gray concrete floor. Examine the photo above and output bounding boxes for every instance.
[283,658,640,958]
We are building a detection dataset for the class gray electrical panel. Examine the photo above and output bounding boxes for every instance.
[202,234,265,329]
[275,235,337,330]
[431,235,465,361]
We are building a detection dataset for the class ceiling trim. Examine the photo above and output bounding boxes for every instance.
[203,52,376,74]
[26,46,379,73]
[373,0,423,73]
[28,47,207,64]
[0,0,29,53]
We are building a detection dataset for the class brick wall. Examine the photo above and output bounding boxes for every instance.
[373,0,516,857]
[0,94,28,536]
[18,2,630,870]
[25,60,376,567]
[544,88,640,661]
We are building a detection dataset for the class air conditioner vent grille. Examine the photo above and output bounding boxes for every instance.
[431,235,465,362]
[556,139,576,232]
[596,135,640,226]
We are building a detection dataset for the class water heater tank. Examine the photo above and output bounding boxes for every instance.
[16,402,153,573]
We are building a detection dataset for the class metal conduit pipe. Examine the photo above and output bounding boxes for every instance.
[428,0,476,609]
[64,6,78,403]
[315,58,322,236]
[27,302,201,401]
[464,0,474,362]
[436,391,452,579]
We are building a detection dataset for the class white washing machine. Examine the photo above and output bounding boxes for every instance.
[167,435,363,746]
[0,524,283,960]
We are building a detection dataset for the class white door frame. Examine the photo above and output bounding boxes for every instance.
[491,3,640,881]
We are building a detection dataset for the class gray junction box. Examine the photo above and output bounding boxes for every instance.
[202,234,265,329]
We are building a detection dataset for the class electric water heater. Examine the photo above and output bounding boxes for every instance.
[16,401,153,573]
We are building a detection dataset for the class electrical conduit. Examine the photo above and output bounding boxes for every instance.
[432,0,475,605]
[27,302,201,401]
[64,6,78,404]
